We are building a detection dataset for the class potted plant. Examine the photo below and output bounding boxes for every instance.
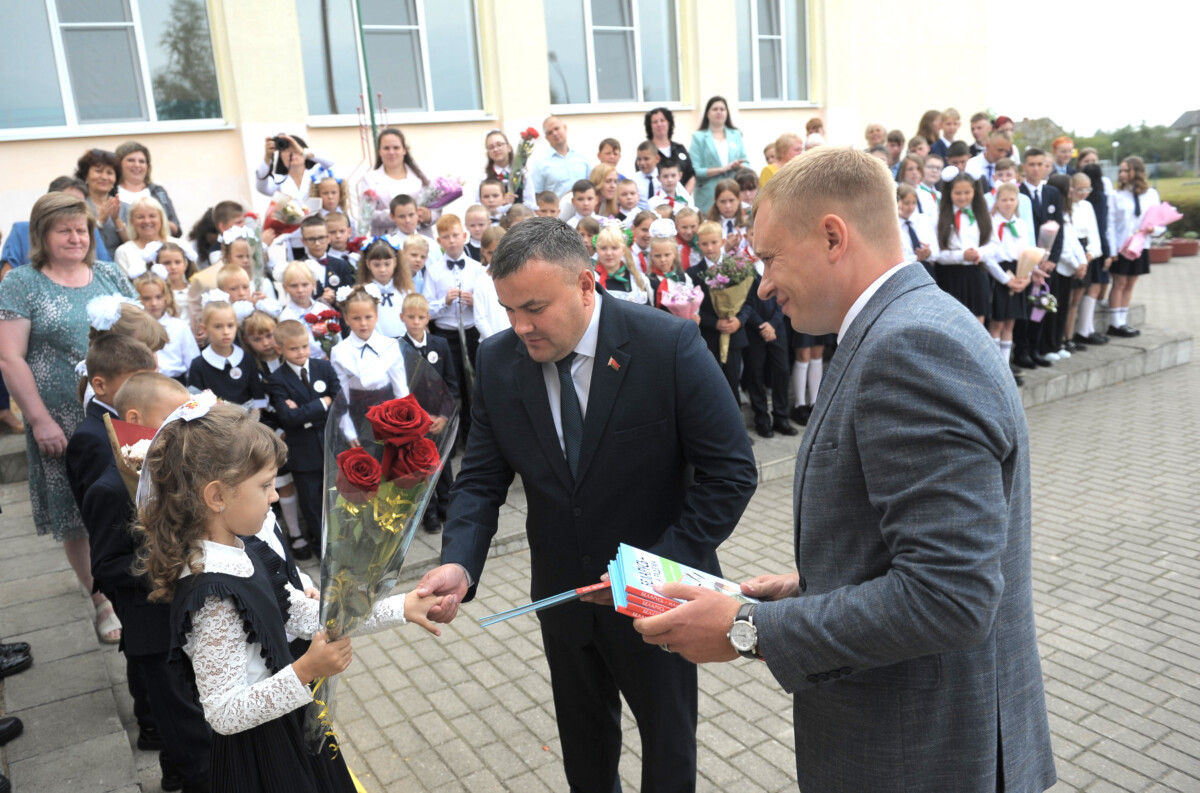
[1168,230,1199,257]
[1148,238,1174,264]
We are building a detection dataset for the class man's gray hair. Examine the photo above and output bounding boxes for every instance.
[490,217,589,281]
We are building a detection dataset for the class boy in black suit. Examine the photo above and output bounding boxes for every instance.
[297,214,355,306]
[82,373,209,793]
[740,224,797,439]
[66,334,158,513]
[686,220,754,401]
[266,319,341,551]
[1015,148,1065,367]
[399,293,458,533]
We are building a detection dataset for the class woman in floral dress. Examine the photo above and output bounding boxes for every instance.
[0,193,137,643]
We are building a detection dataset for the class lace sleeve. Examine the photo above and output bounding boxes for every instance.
[355,592,408,635]
[285,585,320,638]
[186,595,314,735]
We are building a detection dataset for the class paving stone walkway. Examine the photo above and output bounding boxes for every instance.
[1,258,1197,792]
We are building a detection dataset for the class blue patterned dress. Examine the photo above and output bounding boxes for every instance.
[0,261,136,540]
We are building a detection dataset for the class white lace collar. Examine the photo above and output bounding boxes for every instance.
[201,344,245,370]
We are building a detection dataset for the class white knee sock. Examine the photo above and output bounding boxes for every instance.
[1113,307,1127,328]
[992,336,1002,348]
[279,493,302,539]
[1077,296,1096,337]
[807,358,824,403]
[792,361,809,407]
[999,340,1013,363]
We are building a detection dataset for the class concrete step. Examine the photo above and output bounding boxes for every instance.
[0,432,26,486]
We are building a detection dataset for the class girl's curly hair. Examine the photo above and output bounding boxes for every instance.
[134,403,286,601]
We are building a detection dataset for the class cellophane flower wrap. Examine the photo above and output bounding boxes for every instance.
[660,278,703,319]
[509,127,539,199]
[417,176,464,210]
[263,194,308,235]
[241,212,269,294]
[703,251,756,364]
[303,350,458,754]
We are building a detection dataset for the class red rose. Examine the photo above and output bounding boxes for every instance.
[384,437,440,488]
[327,322,342,335]
[312,322,328,337]
[335,447,380,503]
[366,395,432,445]
[524,127,539,139]
[303,313,319,324]
[319,309,341,321]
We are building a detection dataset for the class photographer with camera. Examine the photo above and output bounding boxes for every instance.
[254,132,335,202]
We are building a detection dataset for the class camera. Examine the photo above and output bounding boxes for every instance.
[272,135,290,150]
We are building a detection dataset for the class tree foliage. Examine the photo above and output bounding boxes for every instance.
[150,0,220,120]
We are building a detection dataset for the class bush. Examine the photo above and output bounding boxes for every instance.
[1163,193,1200,237]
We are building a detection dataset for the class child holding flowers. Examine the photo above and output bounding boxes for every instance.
[134,400,442,793]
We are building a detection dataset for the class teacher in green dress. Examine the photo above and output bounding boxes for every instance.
[0,193,138,644]
[689,96,748,214]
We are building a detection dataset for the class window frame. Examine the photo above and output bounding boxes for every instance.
[0,0,228,141]
[305,0,490,127]
[739,0,816,108]
[547,0,684,113]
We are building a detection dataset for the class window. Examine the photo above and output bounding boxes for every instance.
[296,0,483,120]
[0,0,221,132]
[737,0,809,103]
[545,0,679,107]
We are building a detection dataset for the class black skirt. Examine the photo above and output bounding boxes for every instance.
[1087,257,1111,285]
[211,705,356,793]
[1110,249,1150,277]
[990,263,1028,321]
[936,264,992,318]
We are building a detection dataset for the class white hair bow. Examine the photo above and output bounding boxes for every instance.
[86,294,141,331]
[134,390,220,509]
[649,218,677,239]
[201,289,230,307]
[233,300,256,322]
[220,226,250,246]
[256,297,283,318]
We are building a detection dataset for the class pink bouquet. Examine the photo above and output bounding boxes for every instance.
[703,252,756,363]
[1120,202,1183,260]
[660,279,702,319]
[418,176,464,210]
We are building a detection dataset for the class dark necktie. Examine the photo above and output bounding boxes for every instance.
[224,360,232,373]
[1032,187,1042,215]
[986,163,995,183]
[447,259,465,269]
[379,290,393,307]
[726,219,734,235]
[300,366,309,387]
[1132,190,1141,216]
[904,220,922,256]
[556,352,582,478]
[646,177,654,200]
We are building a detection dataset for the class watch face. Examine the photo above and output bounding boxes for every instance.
[729,621,756,652]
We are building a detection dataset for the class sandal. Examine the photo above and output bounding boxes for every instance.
[94,598,122,644]
[0,409,24,433]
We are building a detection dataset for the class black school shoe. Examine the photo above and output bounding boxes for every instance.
[423,514,443,534]
[0,641,30,658]
[754,421,774,439]
[137,723,163,751]
[1107,325,1139,338]
[789,405,813,426]
[0,716,22,746]
[290,537,314,561]
[772,420,799,436]
[1075,333,1109,346]
[0,653,30,679]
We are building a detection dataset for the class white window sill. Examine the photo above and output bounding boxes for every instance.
[549,102,692,116]
[308,111,496,127]
[738,101,820,111]
[0,118,232,142]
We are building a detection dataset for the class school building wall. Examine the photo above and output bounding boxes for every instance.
[0,0,987,234]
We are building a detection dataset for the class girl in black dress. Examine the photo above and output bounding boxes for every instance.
[134,401,442,793]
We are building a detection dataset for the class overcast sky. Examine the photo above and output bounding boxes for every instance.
[985,0,1196,135]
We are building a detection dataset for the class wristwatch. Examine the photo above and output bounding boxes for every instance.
[728,603,760,660]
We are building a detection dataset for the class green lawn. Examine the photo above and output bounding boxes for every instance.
[1155,177,1200,201]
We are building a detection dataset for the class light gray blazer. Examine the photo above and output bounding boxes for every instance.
[756,263,1056,792]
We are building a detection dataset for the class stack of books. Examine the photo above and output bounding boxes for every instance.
[479,543,757,627]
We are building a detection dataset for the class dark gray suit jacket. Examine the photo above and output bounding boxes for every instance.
[442,290,758,645]
[756,264,1056,792]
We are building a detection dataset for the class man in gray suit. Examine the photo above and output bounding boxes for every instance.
[635,147,1056,792]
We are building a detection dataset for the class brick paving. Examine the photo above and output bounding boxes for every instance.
[1,258,1197,792]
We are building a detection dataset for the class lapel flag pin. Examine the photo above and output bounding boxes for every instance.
[608,357,620,371]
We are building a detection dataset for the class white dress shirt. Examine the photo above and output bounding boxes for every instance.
[425,252,486,330]
[838,262,909,343]
[898,214,940,264]
[473,271,512,340]
[541,294,603,456]
[157,314,200,378]
[989,214,1034,265]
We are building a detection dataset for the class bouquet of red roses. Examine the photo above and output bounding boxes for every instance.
[304,351,458,754]
[263,194,308,235]
[302,308,342,357]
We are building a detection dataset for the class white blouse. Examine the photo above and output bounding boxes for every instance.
[181,539,407,735]
[473,270,511,340]
[989,215,1034,265]
[254,152,335,201]
[932,212,1011,284]
[1111,187,1162,250]
[157,314,200,378]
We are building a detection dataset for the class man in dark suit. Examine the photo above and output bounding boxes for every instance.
[1015,148,1065,367]
[635,148,1056,792]
[266,322,340,550]
[416,218,757,793]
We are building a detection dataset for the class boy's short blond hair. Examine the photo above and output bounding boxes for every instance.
[464,204,488,219]
[696,220,723,239]
[113,371,189,418]
[402,292,429,313]
[216,264,249,290]
[404,233,429,252]
[273,319,309,345]
[282,261,314,285]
